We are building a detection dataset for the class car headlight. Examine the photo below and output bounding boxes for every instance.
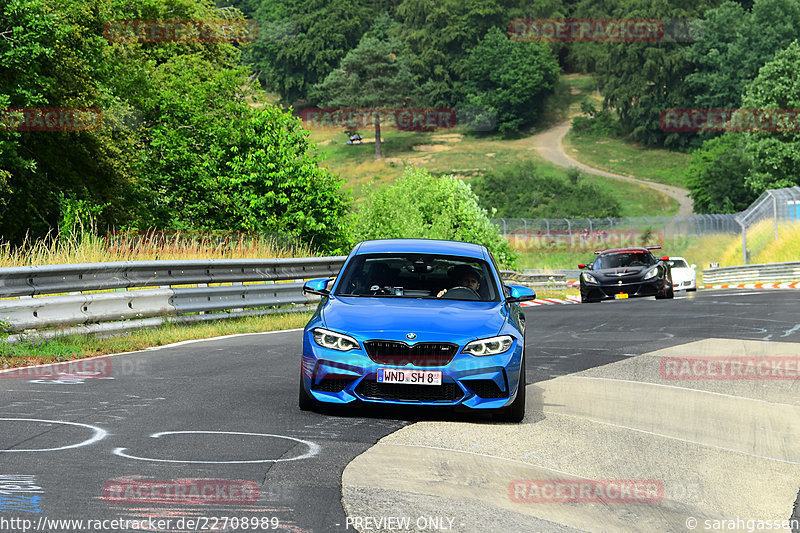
[462,335,514,356]
[582,272,598,284]
[312,328,359,351]
[643,267,659,280]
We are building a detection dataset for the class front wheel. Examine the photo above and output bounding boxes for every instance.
[298,373,318,412]
[495,353,526,423]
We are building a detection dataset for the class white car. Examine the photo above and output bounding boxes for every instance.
[665,257,696,291]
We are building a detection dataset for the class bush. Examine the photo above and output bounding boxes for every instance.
[687,134,756,214]
[471,161,622,219]
[571,101,620,137]
[352,168,516,267]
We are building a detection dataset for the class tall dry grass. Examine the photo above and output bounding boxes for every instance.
[0,229,315,267]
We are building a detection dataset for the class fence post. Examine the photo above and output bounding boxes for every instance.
[565,219,572,247]
[738,218,747,264]
[500,218,507,236]
[545,219,551,239]
[772,190,778,241]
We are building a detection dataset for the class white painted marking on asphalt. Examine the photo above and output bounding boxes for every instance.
[113,430,320,464]
[0,418,107,452]
[782,324,800,338]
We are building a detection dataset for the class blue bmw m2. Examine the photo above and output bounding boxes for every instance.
[299,239,536,422]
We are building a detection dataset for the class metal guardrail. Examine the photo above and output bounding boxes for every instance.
[500,270,567,291]
[702,261,800,284]
[0,259,573,340]
[0,257,346,339]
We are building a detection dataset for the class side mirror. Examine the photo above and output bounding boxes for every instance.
[303,278,333,296]
[505,284,536,303]
[691,264,697,269]
[578,264,586,269]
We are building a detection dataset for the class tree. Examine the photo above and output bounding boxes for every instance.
[685,0,800,110]
[313,32,415,159]
[353,167,517,267]
[463,27,560,134]
[221,106,352,252]
[394,0,507,107]
[741,40,800,192]
[0,0,139,241]
[0,0,353,251]
[686,134,755,213]
[246,0,375,105]
[586,0,722,147]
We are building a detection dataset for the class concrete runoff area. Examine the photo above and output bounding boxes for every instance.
[342,339,800,532]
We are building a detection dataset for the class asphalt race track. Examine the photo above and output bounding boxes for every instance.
[0,289,798,533]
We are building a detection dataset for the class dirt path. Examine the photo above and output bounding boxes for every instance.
[531,119,694,215]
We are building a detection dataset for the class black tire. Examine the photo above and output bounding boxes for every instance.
[298,373,317,412]
[656,279,668,300]
[496,352,526,423]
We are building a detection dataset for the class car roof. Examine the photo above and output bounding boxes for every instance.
[353,239,488,260]
[596,247,655,255]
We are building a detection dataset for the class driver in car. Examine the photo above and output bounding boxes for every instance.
[437,265,481,298]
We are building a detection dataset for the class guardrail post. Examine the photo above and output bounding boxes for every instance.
[545,219,550,239]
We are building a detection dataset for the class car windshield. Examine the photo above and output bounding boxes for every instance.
[334,253,499,301]
[593,251,656,269]
[667,259,690,269]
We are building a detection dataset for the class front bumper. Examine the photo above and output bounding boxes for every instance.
[301,332,523,410]
[581,279,663,301]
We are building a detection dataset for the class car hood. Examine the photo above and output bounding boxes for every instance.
[670,267,695,281]
[321,296,506,341]
[592,265,653,280]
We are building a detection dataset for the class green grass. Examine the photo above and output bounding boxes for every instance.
[563,130,692,188]
[310,125,676,217]
[0,312,312,370]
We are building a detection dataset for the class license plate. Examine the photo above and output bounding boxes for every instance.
[377,368,442,386]
[615,293,629,299]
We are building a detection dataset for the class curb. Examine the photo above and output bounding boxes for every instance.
[700,282,799,290]
[521,296,581,307]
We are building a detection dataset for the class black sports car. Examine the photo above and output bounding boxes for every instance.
[578,246,674,303]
